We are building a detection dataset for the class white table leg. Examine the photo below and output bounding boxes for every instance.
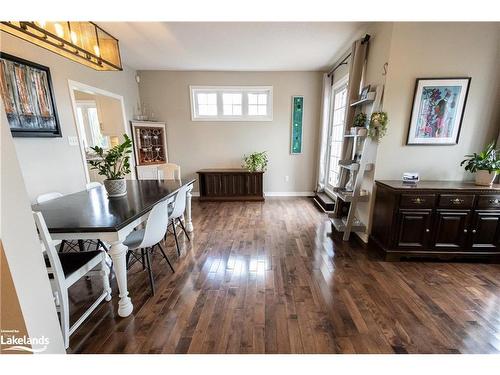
[184,185,194,232]
[108,241,133,317]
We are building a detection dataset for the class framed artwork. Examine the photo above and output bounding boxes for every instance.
[0,52,61,137]
[406,77,471,145]
[360,85,371,100]
[130,121,168,166]
[290,96,303,154]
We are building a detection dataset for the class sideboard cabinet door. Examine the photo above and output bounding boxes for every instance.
[395,209,433,249]
[470,211,500,251]
[433,210,471,250]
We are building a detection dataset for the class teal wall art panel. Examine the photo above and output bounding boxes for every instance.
[291,96,303,154]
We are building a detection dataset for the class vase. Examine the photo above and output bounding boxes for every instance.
[104,178,127,197]
[475,170,497,186]
[345,171,356,191]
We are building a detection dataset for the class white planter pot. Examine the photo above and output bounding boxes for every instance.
[475,170,497,186]
[104,179,127,197]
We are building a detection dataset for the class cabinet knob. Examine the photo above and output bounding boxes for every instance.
[425,229,430,233]
[472,229,477,234]
[464,229,468,233]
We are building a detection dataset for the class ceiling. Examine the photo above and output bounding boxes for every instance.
[98,22,368,71]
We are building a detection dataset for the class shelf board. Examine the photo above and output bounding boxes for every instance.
[330,217,366,233]
[339,163,359,171]
[350,92,376,107]
[332,188,369,203]
[344,133,367,138]
[338,160,374,172]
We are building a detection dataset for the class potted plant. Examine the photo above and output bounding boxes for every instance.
[88,134,133,197]
[368,111,388,141]
[351,113,368,136]
[460,141,500,186]
[242,151,268,172]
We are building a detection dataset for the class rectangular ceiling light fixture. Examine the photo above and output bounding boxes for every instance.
[0,21,122,71]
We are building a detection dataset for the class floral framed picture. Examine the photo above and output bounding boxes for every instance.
[406,77,471,145]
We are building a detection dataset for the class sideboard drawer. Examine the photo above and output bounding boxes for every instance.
[400,194,436,209]
[438,194,474,209]
[477,195,500,210]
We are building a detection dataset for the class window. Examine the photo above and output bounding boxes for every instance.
[222,93,242,115]
[197,93,218,116]
[325,78,348,193]
[75,101,109,150]
[190,86,273,121]
[248,93,267,116]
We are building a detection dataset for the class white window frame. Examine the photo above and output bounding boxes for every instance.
[325,76,349,197]
[190,85,273,122]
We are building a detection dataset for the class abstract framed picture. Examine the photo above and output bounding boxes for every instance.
[0,52,61,137]
[406,77,471,145]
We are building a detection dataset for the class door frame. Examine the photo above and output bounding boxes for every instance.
[324,75,349,198]
[67,80,136,183]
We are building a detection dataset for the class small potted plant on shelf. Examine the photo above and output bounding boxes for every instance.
[88,134,133,197]
[351,113,368,136]
[460,141,500,186]
[242,151,268,172]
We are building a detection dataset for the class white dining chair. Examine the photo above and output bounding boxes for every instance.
[36,191,98,253]
[33,211,111,349]
[36,192,69,251]
[123,198,175,295]
[167,184,191,256]
[157,163,181,180]
[137,163,181,180]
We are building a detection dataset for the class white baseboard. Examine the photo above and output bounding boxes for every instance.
[191,191,314,198]
[265,192,314,197]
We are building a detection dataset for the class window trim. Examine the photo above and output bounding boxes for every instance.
[325,75,349,197]
[190,85,273,122]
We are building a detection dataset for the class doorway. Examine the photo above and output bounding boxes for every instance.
[68,80,135,184]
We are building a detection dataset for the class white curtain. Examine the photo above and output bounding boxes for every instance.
[315,73,332,192]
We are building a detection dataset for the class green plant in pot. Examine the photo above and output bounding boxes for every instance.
[350,113,368,136]
[243,151,268,172]
[460,141,500,186]
[88,134,133,197]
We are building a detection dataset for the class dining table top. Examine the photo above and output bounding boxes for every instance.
[32,178,196,233]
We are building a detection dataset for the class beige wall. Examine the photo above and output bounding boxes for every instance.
[0,32,140,201]
[138,71,323,193]
[375,22,500,181]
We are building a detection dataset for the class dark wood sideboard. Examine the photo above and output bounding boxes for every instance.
[197,169,264,201]
[371,180,500,261]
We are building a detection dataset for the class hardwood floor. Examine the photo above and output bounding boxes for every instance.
[68,198,500,354]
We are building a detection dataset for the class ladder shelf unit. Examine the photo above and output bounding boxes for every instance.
[330,84,383,241]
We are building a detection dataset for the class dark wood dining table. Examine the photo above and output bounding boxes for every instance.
[32,178,195,317]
